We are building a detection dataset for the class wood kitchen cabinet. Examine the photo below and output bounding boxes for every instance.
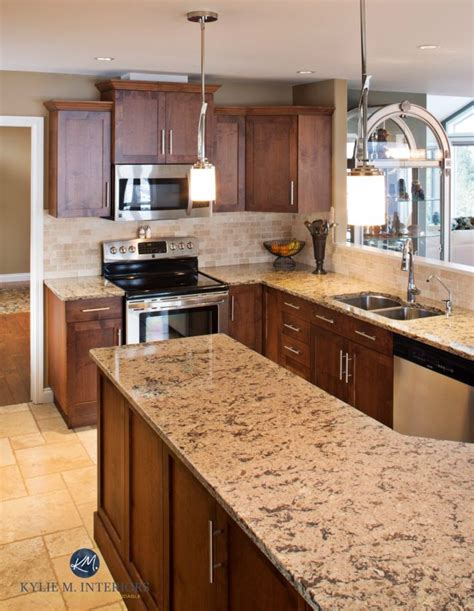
[46,289,122,428]
[96,81,219,164]
[263,286,282,364]
[228,284,262,353]
[44,100,112,218]
[95,373,310,611]
[214,110,246,212]
[245,107,333,213]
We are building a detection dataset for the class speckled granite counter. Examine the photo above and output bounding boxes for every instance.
[44,276,124,301]
[91,334,474,611]
[202,264,474,360]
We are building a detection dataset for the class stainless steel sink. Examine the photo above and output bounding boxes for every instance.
[334,293,402,311]
[376,306,444,320]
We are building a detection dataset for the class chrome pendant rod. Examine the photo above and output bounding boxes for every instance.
[197,17,207,162]
[356,0,371,167]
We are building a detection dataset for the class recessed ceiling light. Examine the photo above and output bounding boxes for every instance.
[417,44,439,50]
[297,70,315,75]
[94,56,115,61]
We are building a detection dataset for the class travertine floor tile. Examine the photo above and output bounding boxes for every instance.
[91,602,127,610]
[29,403,63,421]
[16,441,93,478]
[51,553,122,609]
[0,403,29,416]
[0,465,27,501]
[44,526,93,559]
[76,501,96,538]
[25,473,66,496]
[74,427,97,463]
[0,438,15,467]
[36,417,74,444]
[0,592,66,609]
[0,490,82,544]
[0,537,56,600]
[10,432,46,450]
[0,411,39,438]
[62,466,97,505]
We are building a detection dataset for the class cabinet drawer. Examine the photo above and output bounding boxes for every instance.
[281,311,310,344]
[283,356,310,382]
[280,334,309,366]
[312,303,346,333]
[66,297,122,323]
[281,294,312,319]
[345,317,393,356]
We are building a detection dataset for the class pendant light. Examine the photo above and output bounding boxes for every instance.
[187,10,218,202]
[347,0,385,226]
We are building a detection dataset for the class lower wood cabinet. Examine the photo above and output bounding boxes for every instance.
[46,289,122,427]
[227,284,263,353]
[95,374,310,611]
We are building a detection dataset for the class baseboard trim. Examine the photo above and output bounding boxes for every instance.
[0,273,30,283]
[33,387,53,404]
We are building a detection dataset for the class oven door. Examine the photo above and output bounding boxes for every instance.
[114,164,211,221]
[126,292,229,345]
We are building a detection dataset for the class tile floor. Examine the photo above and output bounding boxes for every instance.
[0,401,126,610]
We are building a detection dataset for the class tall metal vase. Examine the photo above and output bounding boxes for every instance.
[304,220,333,275]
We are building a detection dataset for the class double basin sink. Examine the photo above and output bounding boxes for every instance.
[333,293,444,320]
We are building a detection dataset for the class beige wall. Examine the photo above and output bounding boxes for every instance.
[0,126,31,274]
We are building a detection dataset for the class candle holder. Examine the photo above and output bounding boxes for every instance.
[304,219,336,275]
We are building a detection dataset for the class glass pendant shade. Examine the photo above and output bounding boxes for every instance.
[189,164,216,202]
[347,172,386,226]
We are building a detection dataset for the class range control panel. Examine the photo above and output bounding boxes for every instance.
[102,237,199,262]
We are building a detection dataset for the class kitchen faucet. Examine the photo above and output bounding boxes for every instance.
[426,274,453,316]
[401,238,420,303]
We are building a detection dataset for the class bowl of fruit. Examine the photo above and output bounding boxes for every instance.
[263,239,305,269]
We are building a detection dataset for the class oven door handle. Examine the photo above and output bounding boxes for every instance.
[127,292,228,313]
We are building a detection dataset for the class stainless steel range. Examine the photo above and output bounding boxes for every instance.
[102,237,228,345]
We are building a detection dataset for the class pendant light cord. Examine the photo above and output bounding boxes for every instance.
[197,16,207,163]
[356,0,371,167]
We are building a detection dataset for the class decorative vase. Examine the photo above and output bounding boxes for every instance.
[304,219,335,275]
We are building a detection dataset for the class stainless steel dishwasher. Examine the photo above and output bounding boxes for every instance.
[393,335,473,443]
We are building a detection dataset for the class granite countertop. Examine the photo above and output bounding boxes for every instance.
[44,276,124,301]
[90,334,474,611]
[202,264,474,360]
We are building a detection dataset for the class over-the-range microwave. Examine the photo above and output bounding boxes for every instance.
[113,164,212,221]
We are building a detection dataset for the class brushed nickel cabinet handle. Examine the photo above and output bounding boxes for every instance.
[283,323,300,333]
[284,345,301,356]
[104,181,110,208]
[339,349,344,381]
[290,180,295,206]
[169,129,173,155]
[345,353,352,384]
[230,295,235,322]
[355,330,376,341]
[81,306,111,313]
[208,520,223,584]
[315,314,334,325]
[284,301,300,310]
[161,129,166,155]
[117,328,122,345]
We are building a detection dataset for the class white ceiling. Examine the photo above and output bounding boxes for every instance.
[1,0,473,96]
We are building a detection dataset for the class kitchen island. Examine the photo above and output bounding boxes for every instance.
[91,334,473,611]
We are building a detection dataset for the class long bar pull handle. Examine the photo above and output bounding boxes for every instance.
[169,129,173,155]
[284,301,300,310]
[315,314,334,325]
[81,307,111,313]
[117,328,122,346]
[161,129,166,156]
[104,181,110,208]
[230,295,235,322]
[345,353,352,384]
[290,180,295,206]
[355,330,376,341]
[283,323,301,333]
[208,520,223,584]
[284,345,301,356]
[339,349,343,381]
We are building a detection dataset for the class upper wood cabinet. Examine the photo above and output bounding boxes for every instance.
[245,107,333,214]
[96,80,219,164]
[214,110,246,212]
[45,100,112,218]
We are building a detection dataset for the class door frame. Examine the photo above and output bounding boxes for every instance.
[0,115,51,404]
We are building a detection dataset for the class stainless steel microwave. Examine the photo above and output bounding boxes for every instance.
[114,164,212,221]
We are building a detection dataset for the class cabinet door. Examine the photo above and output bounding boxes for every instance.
[165,92,214,164]
[228,284,262,353]
[165,454,224,611]
[246,115,297,212]
[312,325,351,404]
[113,90,166,163]
[227,517,305,611]
[351,342,393,427]
[55,110,111,217]
[67,318,122,427]
[215,114,245,212]
[263,287,281,364]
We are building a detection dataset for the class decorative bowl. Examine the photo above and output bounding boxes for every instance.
[263,239,305,269]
